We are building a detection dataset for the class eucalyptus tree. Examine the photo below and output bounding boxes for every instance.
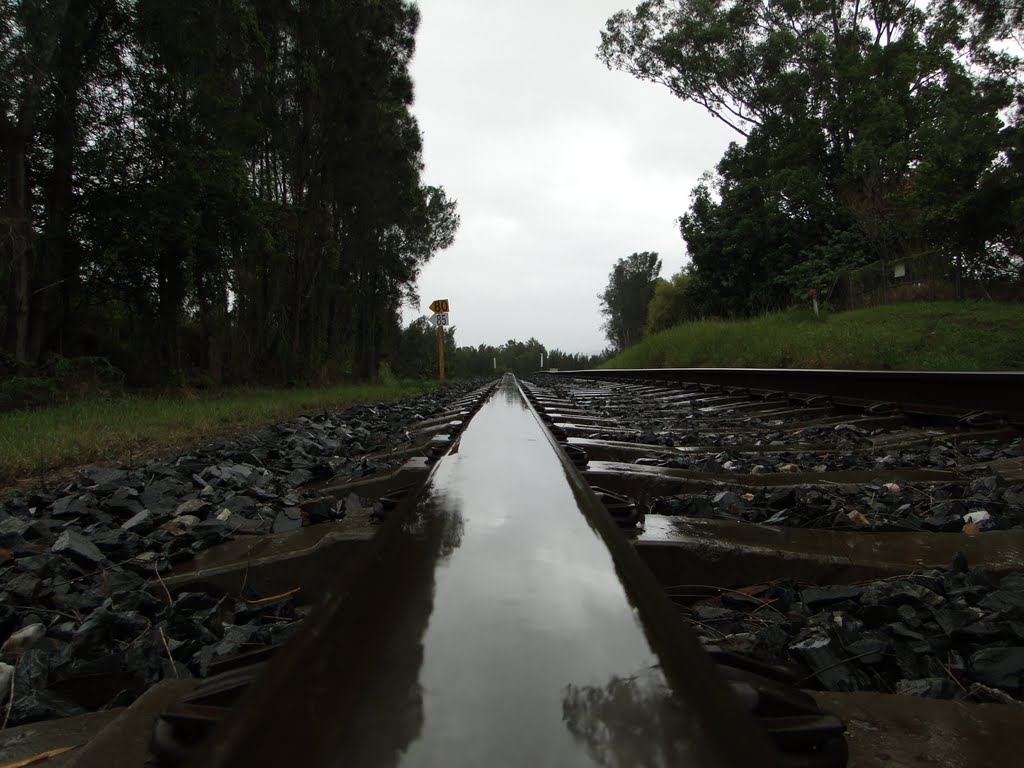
[1,0,458,384]
[2,0,71,363]
[232,0,458,381]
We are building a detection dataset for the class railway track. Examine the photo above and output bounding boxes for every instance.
[174,374,815,768]
[2,369,1023,767]
[523,369,1024,762]
[534,368,1024,537]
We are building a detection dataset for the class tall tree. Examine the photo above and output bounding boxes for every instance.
[599,252,662,351]
[2,0,70,362]
[600,0,1022,316]
[1,0,459,384]
[645,271,693,334]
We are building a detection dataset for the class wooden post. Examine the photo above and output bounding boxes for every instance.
[437,325,445,384]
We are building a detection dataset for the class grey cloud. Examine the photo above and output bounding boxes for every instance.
[405,0,733,354]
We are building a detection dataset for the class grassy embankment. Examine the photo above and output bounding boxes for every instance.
[0,381,434,487]
[604,301,1024,371]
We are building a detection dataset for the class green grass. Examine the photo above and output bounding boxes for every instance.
[0,381,434,486]
[604,301,1024,371]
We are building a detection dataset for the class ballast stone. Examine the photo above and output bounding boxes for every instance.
[1,623,46,658]
[51,529,105,567]
[122,510,157,534]
[968,647,1024,692]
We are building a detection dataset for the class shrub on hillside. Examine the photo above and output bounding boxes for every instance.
[0,354,125,410]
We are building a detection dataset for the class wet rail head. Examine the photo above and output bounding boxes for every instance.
[189,375,776,768]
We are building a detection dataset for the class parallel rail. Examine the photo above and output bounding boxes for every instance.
[553,368,1024,421]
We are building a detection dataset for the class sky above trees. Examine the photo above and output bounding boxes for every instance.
[406,0,734,354]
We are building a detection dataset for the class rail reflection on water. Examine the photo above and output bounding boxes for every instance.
[192,375,773,768]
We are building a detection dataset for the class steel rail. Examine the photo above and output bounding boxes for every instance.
[550,368,1024,420]
[186,375,778,768]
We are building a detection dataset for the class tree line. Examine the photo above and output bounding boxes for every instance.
[391,318,605,379]
[1,0,457,387]
[599,0,1024,327]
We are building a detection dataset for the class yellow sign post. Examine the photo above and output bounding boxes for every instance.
[429,300,450,383]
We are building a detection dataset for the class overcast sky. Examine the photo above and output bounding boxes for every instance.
[403,0,735,354]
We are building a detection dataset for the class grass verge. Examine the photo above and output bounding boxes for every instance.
[603,301,1024,371]
[0,381,434,487]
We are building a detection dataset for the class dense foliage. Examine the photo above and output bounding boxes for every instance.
[451,339,605,377]
[598,251,662,351]
[601,0,1024,321]
[392,319,605,379]
[1,0,457,386]
[645,272,692,334]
